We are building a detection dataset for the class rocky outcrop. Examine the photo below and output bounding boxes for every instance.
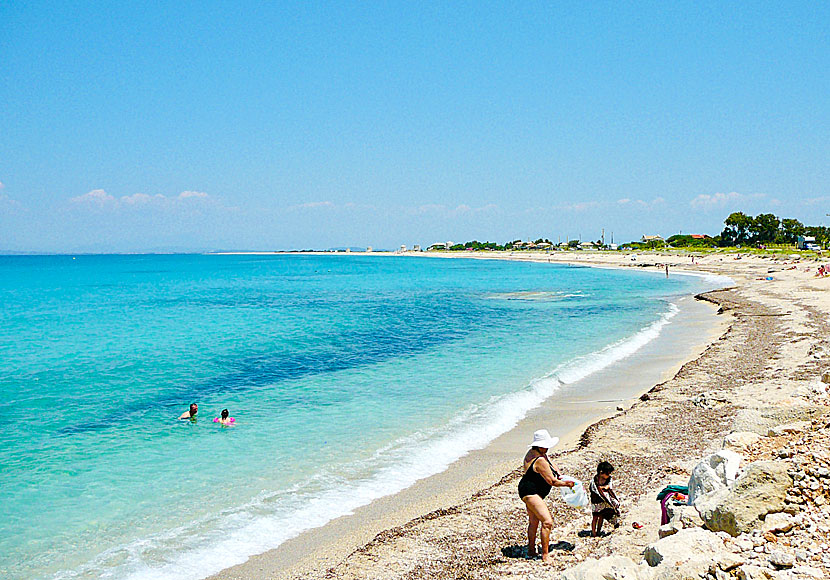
[643,528,728,568]
[688,450,743,506]
[767,422,811,437]
[696,461,793,536]
[557,555,647,580]
[723,431,762,452]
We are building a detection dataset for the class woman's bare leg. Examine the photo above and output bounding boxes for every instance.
[522,495,554,563]
[525,504,539,557]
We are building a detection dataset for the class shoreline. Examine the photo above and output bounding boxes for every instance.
[212,252,738,580]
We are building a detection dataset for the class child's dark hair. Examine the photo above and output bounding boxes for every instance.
[597,461,614,475]
[221,409,229,419]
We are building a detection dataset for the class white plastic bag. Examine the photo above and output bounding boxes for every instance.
[558,476,589,508]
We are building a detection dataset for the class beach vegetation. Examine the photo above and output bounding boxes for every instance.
[718,213,823,248]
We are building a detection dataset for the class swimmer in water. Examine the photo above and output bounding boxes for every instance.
[179,403,198,420]
[216,408,234,426]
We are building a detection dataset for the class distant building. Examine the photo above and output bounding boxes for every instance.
[366,246,373,252]
[641,235,664,243]
[690,234,709,240]
[580,241,598,250]
[400,244,407,253]
[427,242,448,251]
[797,236,817,250]
[413,245,421,252]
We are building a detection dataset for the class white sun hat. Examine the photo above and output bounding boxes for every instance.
[528,429,559,449]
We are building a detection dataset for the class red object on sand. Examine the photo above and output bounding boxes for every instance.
[632,522,643,529]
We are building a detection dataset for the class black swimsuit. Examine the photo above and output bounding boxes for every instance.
[518,456,559,499]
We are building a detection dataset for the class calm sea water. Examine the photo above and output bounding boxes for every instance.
[1,255,714,579]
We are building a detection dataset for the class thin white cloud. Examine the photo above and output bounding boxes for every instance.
[689,191,744,210]
[557,201,601,212]
[121,193,166,204]
[70,189,212,208]
[178,190,209,200]
[293,201,335,209]
[0,181,5,189]
[803,196,829,206]
[0,193,21,208]
[618,197,664,207]
[411,203,498,217]
[71,189,116,205]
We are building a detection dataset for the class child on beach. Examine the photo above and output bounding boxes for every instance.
[589,461,621,537]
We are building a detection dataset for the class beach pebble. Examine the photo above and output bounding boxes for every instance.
[768,422,811,437]
[769,550,795,568]
[556,555,643,580]
[763,513,795,534]
[717,552,747,571]
[791,566,824,578]
[659,521,681,538]
[725,431,763,452]
[736,563,778,579]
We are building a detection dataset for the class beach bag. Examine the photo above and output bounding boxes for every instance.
[558,476,589,508]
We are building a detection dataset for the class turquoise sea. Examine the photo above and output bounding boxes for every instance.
[1,255,719,580]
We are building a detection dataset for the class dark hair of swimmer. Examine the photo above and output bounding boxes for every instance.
[190,403,198,416]
[221,409,229,419]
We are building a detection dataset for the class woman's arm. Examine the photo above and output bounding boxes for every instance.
[535,458,575,488]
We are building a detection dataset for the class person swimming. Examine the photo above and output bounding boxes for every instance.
[179,403,198,420]
[214,408,235,426]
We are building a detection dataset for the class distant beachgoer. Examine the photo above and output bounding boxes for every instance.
[518,429,574,563]
[665,264,669,277]
[179,403,198,420]
[589,461,621,537]
[215,408,235,426]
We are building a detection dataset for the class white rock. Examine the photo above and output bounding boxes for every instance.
[688,450,744,506]
[667,504,704,529]
[718,552,747,571]
[557,555,649,580]
[768,550,795,568]
[736,538,755,552]
[792,566,824,578]
[725,431,763,452]
[658,521,681,538]
[768,422,811,437]
[644,528,727,567]
[736,564,777,579]
[763,513,795,534]
[697,461,793,536]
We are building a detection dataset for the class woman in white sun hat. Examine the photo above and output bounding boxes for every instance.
[518,429,574,563]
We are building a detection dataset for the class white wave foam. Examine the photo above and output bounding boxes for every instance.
[57,301,683,580]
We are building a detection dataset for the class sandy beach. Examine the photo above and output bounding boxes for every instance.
[212,250,830,580]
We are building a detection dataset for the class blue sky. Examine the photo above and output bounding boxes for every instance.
[1,2,827,252]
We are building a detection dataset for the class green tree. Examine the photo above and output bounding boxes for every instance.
[751,213,780,244]
[721,212,753,246]
[779,218,805,244]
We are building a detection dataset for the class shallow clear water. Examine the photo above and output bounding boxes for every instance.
[0,254,711,579]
